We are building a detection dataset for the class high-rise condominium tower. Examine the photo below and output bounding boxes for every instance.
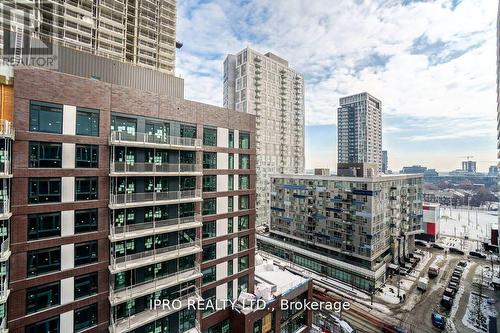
[337,92,382,171]
[0,0,178,73]
[223,48,305,226]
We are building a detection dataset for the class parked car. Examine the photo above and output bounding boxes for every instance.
[432,312,447,330]
[450,276,460,284]
[382,325,407,333]
[432,243,445,250]
[415,240,429,247]
[449,247,465,255]
[440,295,453,309]
[457,261,467,267]
[428,265,440,278]
[452,271,462,279]
[448,281,459,292]
[469,251,487,259]
[443,288,455,298]
[455,266,464,272]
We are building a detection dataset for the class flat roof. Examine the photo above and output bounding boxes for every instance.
[270,173,423,183]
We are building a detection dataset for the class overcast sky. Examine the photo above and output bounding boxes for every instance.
[175,0,496,172]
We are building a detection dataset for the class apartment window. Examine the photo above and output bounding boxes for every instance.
[28,178,61,204]
[228,153,234,169]
[203,176,217,192]
[179,308,196,332]
[30,101,63,134]
[202,243,216,262]
[238,275,249,293]
[238,215,249,231]
[74,303,98,332]
[75,241,98,266]
[202,266,216,285]
[227,281,233,300]
[228,196,234,212]
[239,132,250,149]
[227,260,234,276]
[228,175,234,190]
[202,288,216,317]
[26,282,60,314]
[111,116,137,137]
[26,316,60,333]
[27,247,61,277]
[228,217,234,233]
[180,124,197,138]
[27,212,61,240]
[228,239,233,255]
[75,209,98,233]
[239,236,249,251]
[203,152,217,169]
[228,130,234,148]
[239,175,250,190]
[202,221,216,239]
[180,151,196,164]
[75,144,98,168]
[239,195,249,210]
[238,255,249,271]
[76,108,99,136]
[239,154,250,169]
[203,198,217,215]
[29,142,62,168]
[75,177,98,200]
[203,127,217,146]
[74,272,98,299]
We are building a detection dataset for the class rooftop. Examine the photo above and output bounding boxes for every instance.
[270,173,423,183]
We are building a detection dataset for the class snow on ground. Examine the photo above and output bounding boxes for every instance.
[462,293,498,332]
[439,207,497,244]
[446,263,471,333]
[376,285,405,305]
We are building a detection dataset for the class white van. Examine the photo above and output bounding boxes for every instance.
[417,278,429,291]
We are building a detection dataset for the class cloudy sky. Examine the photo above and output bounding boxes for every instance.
[175,0,497,173]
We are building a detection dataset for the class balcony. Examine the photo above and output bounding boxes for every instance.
[109,265,202,306]
[110,131,202,150]
[0,239,9,262]
[109,190,202,209]
[109,288,202,333]
[110,162,202,176]
[0,121,14,139]
[0,201,10,220]
[0,279,8,304]
[109,240,202,273]
[110,215,202,241]
[0,160,11,179]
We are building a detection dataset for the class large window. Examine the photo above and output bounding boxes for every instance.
[28,212,61,240]
[202,221,216,239]
[180,124,197,138]
[74,303,98,332]
[203,127,217,146]
[76,108,99,136]
[30,101,62,134]
[227,260,233,276]
[202,198,217,215]
[74,209,98,233]
[238,255,249,271]
[228,175,234,190]
[75,144,98,168]
[239,132,250,149]
[203,152,217,169]
[111,116,137,136]
[239,154,250,169]
[227,217,234,234]
[26,282,60,314]
[202,288,216,317]
[180,151,195,164]
[202,266,216,285]
[228,130,234,148]
[179,308,196,333]
[28,178,61,204]
[239,195,249,210]
[75,241,98,266]
[239,235,249,251]
[29,142,62,168]
[203,176,217,192]
[238,215,249,231]
[228,239,233,255]
[74,272,98,299]
[228,153,234,169]
[26,316,60,333]
[228,196,234,213]
[239,175,250,190]
[202,243,216,262]
[75,177,98,200]
[204,319,230,333]
[27,247,61,277]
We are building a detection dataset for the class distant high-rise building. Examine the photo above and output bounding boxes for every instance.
[489,165,499,176]
[462,160,477,173]
[337,92,382,171]
[382,150,388,174]
[223,47,305,226]
[1,0,179,73]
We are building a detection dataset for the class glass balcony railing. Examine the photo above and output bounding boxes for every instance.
[110,214,202,240]
[110,131,202,149]
[110,162,201,175]
[109,240,202,272]
[0,200,10,219]
[0,239,9,262]
[109,190,202,209]
[0,120,14,139]
[0,279,8,304]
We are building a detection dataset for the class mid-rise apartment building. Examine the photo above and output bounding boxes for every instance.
[223,48,305,226]
[258,172,423,291]
[1,66,257,333]
[338,93,382,171]
[382,150,388,174]
[1,0,178,73]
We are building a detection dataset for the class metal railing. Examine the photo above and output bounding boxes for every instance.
[0,160,11,177]
[110,214,202,238]
[0,120,14,139]
[109,265,201,303]
[109,190,201,206]
[110,239,202,270]
[0,200,10,217]
[110,131,202,149]
[0,239,9,259]
[110,162,201,174]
